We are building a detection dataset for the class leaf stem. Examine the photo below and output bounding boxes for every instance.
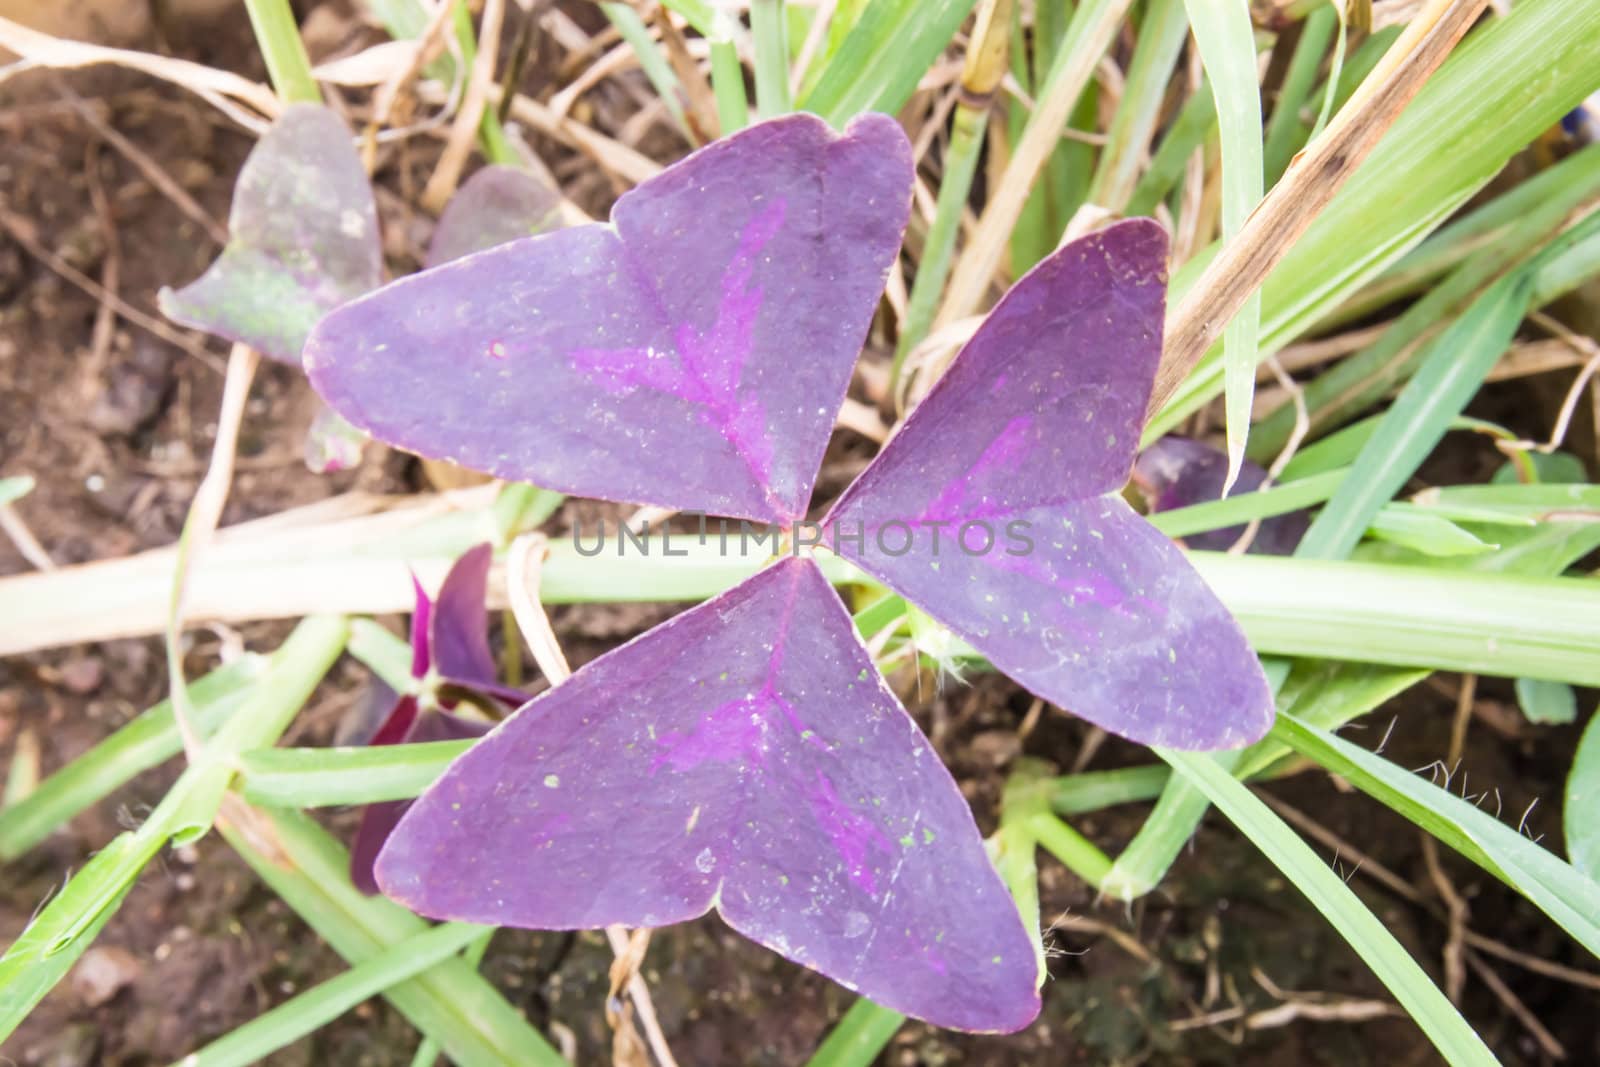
[242,0,322,105]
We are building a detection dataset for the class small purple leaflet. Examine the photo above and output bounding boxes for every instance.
[159,104,381,364]
[306,113,912,523]
[377,557,1041,1032]
[349,544,524,893]
[825,221,1275,750]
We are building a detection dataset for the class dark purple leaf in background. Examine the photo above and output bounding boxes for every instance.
[159,104,381,364]
[306,113,912,522]
[825,221,1273,751]
[1132,436,1307,554]
[377,557,1040,1032]
[426,164,561,268]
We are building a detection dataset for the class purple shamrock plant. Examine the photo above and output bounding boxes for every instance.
[304,113,1274,1032]
[348,543,529,893]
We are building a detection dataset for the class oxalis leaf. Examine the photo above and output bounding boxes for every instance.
[349,544,525,894]
[159,104,381,364]
[306,114,1272,1031]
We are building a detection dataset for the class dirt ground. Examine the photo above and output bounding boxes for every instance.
[2,9,1597,1067]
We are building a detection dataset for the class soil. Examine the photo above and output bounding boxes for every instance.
[2,8,1598,1067]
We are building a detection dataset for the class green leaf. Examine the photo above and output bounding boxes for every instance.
[1159,747,1498,1067]
[799,0,978,124]
[1366,505,1497,557]
[1567,711,1600,880]
[1515,677,1578,724]
[1294,269,1534,560]
[1273,714,1600,960]
[1182,0,1263,486]
[1492,450,1589,484]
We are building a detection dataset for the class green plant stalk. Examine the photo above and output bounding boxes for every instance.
[169,616,350,843]
[176,922,491,1067]
[891,102,987,388]
[1263,6,1337,185]
[221,804,564,1067]
[0,656,268,861]
[1149,0,1600,438]
[409,931,495,1067]
[1159,749,1498,1065]
[804,999,905,1067]
[751,0,794,115]
[709,16,751,133]
[0,617,346,1043]
[491,481,565,546]
[601,3,692,137]
[243,0,321,105]
[348,616,416,693]
[1087,0,1189,211]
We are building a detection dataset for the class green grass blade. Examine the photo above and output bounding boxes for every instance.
[238,740,470,807]
[600,3,691,136]
[1263,6,1337,185]
[1251,151,1600,459]
[800,0,978,124]
[347,616,414,694]
[1273,714,1600,958]
[220,805,564,1067]
[804,999,905,1067]
[750,0,793,115]
[1146,469,1345,539]
[1159,748,1498,1066]
[1125,83,1216,217]
[175,922,490,1067]
[1150,0,1600,437]
[1193,554,1600,684]
[1087,0,1188,211]
[0,656,267,861]
[1182,0,1264,483]
[1568,712,1600,880]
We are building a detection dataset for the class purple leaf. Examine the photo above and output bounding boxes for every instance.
[376,558,1040,1032]
[427,543,501,689]
[306,113,912,522]
[1133,436,1307,554]
[159,104,381,364]
[825,221,1273,751]
[426,164,561,268]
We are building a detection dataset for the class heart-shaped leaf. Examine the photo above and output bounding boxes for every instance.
[825,221,1274,750]
[377,556,1040,1032]
[426,164,561,268]
[159,104,381,364]
[306,113,912,522]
